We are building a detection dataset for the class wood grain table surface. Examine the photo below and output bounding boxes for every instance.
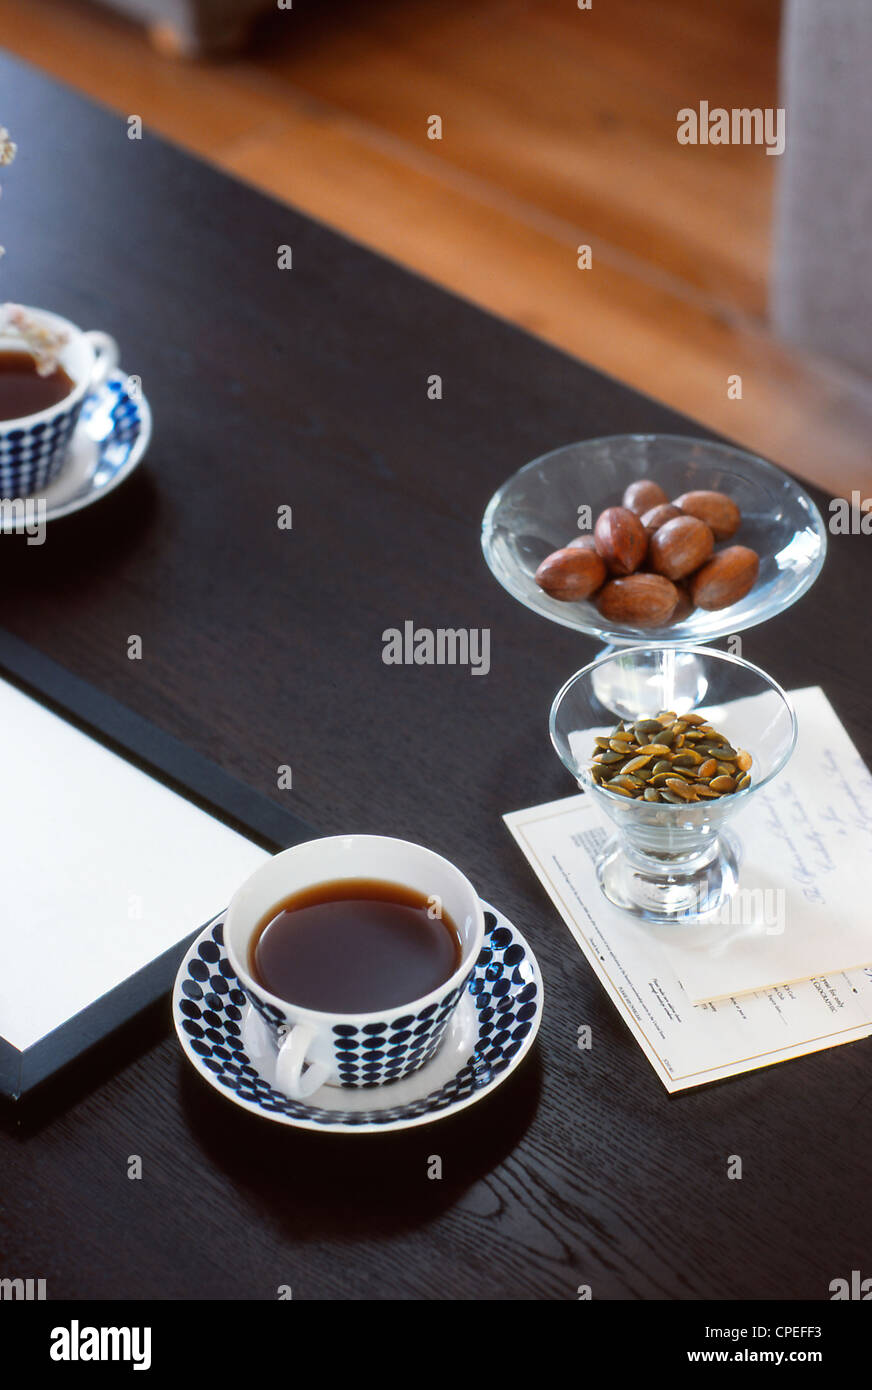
[0,51,870,1301]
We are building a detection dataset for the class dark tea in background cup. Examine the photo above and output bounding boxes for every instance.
[0,306,118,496]
[224,836,485,1101]
[0,349,75,421]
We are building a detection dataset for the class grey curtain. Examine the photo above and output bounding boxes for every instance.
[772,0,872,377]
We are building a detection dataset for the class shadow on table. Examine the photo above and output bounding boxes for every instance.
[0,466,159,593]
[177,1044,544,1239]
[0,993,171,1136]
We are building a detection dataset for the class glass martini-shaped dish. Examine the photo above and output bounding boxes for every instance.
[482,434,827,717]
[550,645,798,924]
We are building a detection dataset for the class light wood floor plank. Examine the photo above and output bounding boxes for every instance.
[1,0,869,495]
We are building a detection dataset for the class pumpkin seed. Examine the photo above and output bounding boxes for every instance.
[682,713,706,726]
[665,778,697,800]
[634,719,665,738]
[697,758,718,779]
[594,736,611,750]
[609,737,633,752]
[604,783,635,798]
[623,755,652,774]
[652,760,672,775]
[737,772,751,789]
[710,775,737,793]
[659,790,684,804]
[636,743,672,756]
[672,750,703,767]
[642,788,661,802]
[600,750,624,764]
[736,750,752,772]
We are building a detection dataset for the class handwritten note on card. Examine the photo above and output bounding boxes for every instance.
[655,689,872,1002]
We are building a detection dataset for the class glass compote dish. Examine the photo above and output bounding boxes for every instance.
[482,435,827,717]
[550,646,797,924]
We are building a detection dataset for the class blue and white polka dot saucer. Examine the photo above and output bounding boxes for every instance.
[0,370,151,529]
[173,901,543,1133]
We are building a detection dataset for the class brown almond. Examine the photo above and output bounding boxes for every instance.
[668,580,695,624]
[649,515,715,580]
[596,573,679,626]
[689,546,760,610]
[594,506,648,576]
[641,502,683,534]
[535,545,607,601]
[622,479,669,517]
[673,490,741,541]
[566,533,599,551]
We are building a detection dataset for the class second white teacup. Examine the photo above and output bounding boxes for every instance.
[224,835,485,1101]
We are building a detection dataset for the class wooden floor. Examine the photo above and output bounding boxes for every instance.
[2,0,871,495]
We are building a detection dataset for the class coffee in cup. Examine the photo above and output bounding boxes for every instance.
[249,878,463,1013]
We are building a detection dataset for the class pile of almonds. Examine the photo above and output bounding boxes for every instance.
[534,479,760,626]
[590,711,753,803]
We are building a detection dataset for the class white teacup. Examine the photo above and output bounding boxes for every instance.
[224,835,485,1101]
[0,306,119,496]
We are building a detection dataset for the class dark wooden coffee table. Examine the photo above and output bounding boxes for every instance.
[1,52,870,1301]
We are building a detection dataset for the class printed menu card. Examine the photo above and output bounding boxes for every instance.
[505,687,872,1092]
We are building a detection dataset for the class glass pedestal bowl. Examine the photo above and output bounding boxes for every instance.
[549,646,797,924]
[482,434,827,718]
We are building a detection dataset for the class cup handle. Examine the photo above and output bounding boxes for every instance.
[275,1022,330,1101]
[82,330,120,392]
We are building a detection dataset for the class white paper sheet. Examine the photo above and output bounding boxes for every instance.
[504,685,872,1091]
[655,687,872,1001]
[0,677,269,1051]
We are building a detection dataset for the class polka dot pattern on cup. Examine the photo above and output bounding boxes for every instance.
[79,375,143,465]
[174,902,542,1133]
[242,967,471,1090]
[0,399,82,494]
[0,371,144,501]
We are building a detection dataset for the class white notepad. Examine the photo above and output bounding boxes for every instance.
[0,676,268,1052]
